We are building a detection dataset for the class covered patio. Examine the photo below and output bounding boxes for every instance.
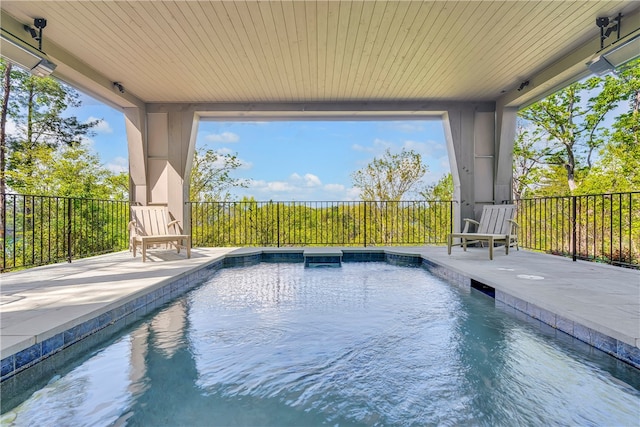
[1,0,639,387]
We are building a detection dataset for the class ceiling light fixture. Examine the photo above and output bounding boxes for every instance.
[113,82,125,94]
[588,13,639,76]
[0,18,56,77]
[588,32,640,75]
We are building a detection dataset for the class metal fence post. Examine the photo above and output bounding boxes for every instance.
[67,197,72,263]
[364,201,367,248]
[277,202,280,248]
[572,195,577,262]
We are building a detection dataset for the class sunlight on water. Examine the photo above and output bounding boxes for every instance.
[2,263,639,426]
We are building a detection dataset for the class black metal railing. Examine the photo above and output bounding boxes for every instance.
[188,200,454,247]
[4,191,636,271]
[515,192,639,269]
[1,194,130,272]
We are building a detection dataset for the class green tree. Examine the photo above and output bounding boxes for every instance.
[420,173,453,201]
[518,74,623,192]
[1,59,98,193]
[189,145,247,202]
[580,59,640,193]
[351,148,427,201]
[6,144,125,198]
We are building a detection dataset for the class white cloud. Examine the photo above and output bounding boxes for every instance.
[402,140,430,153]
[345,187,361,200]
[215,147,234,155]
[239,172,359,201]
[352,138,393,153]
[87,117,113,134]
[80,136,96,150]
[323,183,345,192]
[106,156,128,174]
[249,179,294,193]
[289,172,321,187]
[205,131,239,143]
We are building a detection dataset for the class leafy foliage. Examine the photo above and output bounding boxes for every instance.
[352,148,426,201]
[189,146,247,202]
[515,59,640,196]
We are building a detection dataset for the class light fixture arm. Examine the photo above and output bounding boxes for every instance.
[24,18,47,50]
[33,18,46,50]
[597,13,622,50]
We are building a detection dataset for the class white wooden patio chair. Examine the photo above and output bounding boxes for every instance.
[129,206,191,262]
[447,204,519,260]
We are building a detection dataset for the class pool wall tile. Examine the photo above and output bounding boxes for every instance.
[41,333,64,357]
[1,355,14,378]
[263,252,304,263]
[592,331,617,355]
[386,254,422,266]
[343,252,385,263]
[617,342,640,369]
[556,316,574,335]
[15,344,42,370]
[513,297,528,313]
[573,324,591,344]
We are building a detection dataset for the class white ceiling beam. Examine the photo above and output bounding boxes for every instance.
[146,101,496,121]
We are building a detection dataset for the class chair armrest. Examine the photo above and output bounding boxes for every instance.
[128,220,136,234]
[507,219,519,234]
[167,219,181,232]
[462,218,480,233]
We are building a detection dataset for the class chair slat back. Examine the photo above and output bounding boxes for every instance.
[131,206,171,236]
[477,205,515,234]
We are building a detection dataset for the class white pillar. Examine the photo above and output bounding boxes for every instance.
[444,107,496,231]
[495,106,518,204]
[124,107,148,206]
[128,108,198,232]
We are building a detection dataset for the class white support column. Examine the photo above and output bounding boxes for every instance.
[495,106,518,204]
[145,110,199,232]
[444,108,475,231]
[444,107,497,231]
[124,107,148,206]
[167,110,199,233]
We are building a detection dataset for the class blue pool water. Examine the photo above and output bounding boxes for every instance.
[2,262,640,426]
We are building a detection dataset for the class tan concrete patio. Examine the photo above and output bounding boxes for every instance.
[1,246,638,377]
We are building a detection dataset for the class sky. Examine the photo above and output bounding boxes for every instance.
[71,93,451,202]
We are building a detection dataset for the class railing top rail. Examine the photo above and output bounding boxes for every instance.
[186,199,456,204]
[2,193,129,203]
[516,191,639,201]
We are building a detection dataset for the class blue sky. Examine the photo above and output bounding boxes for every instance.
[72,93,451,201]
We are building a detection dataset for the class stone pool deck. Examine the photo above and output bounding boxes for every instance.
[1,246,639,380]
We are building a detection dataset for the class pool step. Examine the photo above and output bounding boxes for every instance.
[303,248,342,267]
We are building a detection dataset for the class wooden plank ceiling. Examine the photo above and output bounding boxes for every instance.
[1,1,634,103]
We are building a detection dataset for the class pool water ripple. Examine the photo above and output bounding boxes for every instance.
[2,262,639,426]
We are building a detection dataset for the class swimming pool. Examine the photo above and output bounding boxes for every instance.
[2,262,639,425]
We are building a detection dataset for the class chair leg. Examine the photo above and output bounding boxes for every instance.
[489,237,494,260]
[448,235,452,255]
